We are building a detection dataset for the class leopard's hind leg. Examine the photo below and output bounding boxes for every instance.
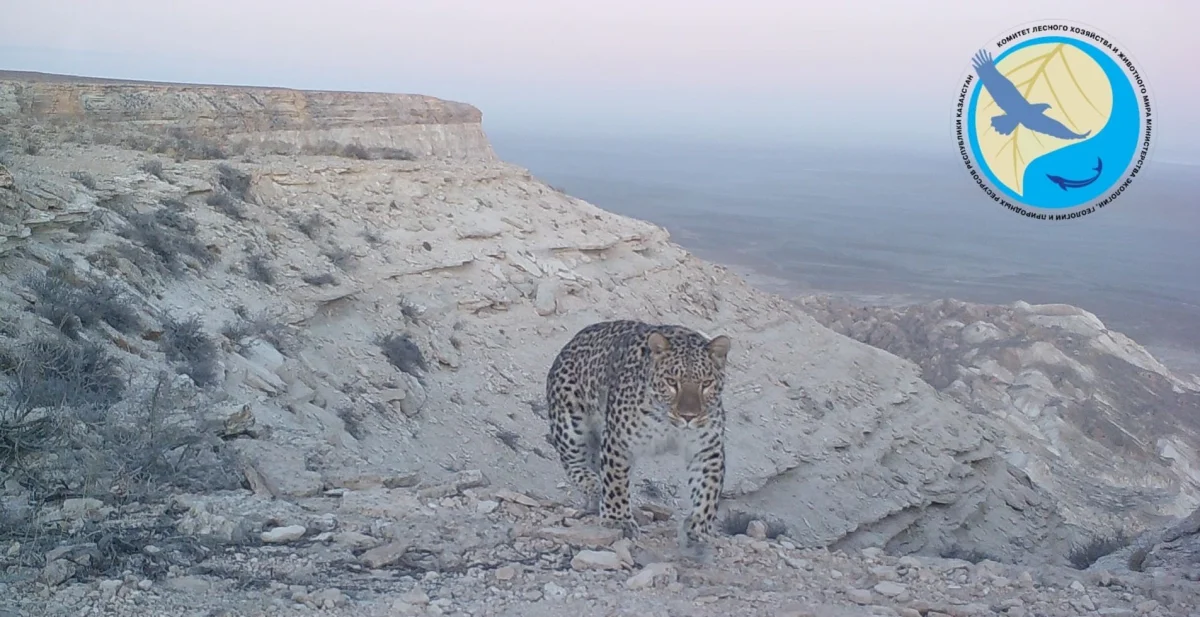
[547,386,602,513]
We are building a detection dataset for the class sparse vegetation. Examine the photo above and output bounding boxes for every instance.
[376,332,428,381]
[244,253,276,285]
[220,306,293,355]
[206,190,248,220]
[70,170,98,189]
[721,511,788,539]
[215,163,251,201]
[23,257,142,337]
[151,200,200,234]
[0,400,61,468]
[160,315,221,387]
[638,478,676,500]
[1,366,242,581]
[341,143,371,160]
[4,334,126,420]
[302,272,337,286]
[337,405,369,440]
[940,545,1002,564]
[116,202,216,277]
[258,139,299,156]
[295,212,330,239]
[158,127,227,161]
[322,244,355,271]
[295,140,418,161]
[375,147,417,161]
[1068,530,1133,570]
[496,429,521,451]
[140,158,165,180]
[398,298,422,322]
[361,227,385,246]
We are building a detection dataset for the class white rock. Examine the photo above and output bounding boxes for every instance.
[625,563,678,589]
[570,549,623,571]
[261,525,307,544]
[873,581,907,597]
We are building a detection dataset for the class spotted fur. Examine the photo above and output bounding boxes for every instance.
[545,319,732,547]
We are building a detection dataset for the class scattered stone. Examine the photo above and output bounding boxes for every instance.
[493,488,541,507]
[873,581,907,597]
[746,520,768,540]
[360,540,411,568]
[625,563,678,589]
[39,560,75,587]
[261,525,307,543]
[98,579,123,602]
[418,469,489,498]
[848,589,873,605]
[534,525,623,547]
[311,588,348,609]
[641,503,673,521]
[570,549,623,571]
[399,589,430,606]
[533,281,559,315]
[162,576,212,593]
[612,538,635,566]
[332,531,379,550]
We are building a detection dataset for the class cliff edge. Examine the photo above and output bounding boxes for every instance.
[0,69,495,163]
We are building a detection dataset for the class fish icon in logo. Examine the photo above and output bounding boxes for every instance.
[971,49,1092,140]
[1046,157,1103,191]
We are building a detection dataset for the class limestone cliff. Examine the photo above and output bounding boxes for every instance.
[0,72,1139,573]
[0,70,495,162]
[798,295,1200,541]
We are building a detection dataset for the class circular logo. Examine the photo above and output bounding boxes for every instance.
[953,20,1154,221]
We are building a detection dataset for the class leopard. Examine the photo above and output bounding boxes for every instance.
[545,319,733,550]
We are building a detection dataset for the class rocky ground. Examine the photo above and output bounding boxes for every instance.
[3,75,1200,616]
[6,476,1200,617]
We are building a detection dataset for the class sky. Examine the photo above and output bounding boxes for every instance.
[2,0,1197,160]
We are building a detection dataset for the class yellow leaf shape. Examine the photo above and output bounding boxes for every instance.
[975,42,1113,196]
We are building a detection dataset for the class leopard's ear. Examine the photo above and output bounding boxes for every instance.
[646,331,670,355]
[707,335,731,367]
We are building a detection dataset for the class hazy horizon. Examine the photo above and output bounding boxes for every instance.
[486,132,1200,373]
[2,0,1198,161]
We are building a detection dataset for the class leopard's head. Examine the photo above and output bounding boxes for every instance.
[645,329,732,428]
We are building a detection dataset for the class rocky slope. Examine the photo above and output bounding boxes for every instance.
[9,482,1199,617]
[1,72,1197,615]
[797,295,1200,540]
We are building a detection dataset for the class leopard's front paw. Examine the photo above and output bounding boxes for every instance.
[602,514,641,539]
[678,513,715,549]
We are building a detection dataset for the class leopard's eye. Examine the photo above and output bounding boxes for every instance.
[702,379,715,389]
[664,377,679,390]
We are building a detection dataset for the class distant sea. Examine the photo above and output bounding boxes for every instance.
[490,132,1200,377]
